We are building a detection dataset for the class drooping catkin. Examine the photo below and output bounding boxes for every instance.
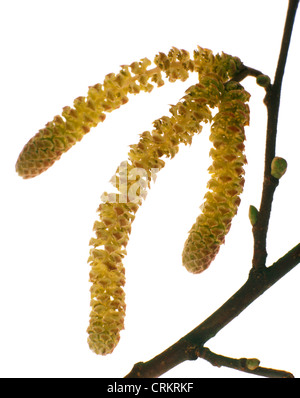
[15,61,154,178]
[182,81,250,273]
[15,53,193,179]
[15,47,243,179]
[86,52,241,355]
[15,46,248,355]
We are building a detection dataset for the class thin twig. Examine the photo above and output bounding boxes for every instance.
[252,0,299,270]
[232,65,263,82]
[197,347,294,378]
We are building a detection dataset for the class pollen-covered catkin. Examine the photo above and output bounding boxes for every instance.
[15,45,248,355]
[15,47,243,179]
[15,53,194,179]
[87,67,230,355]
[15,61,153,178]
[182,81,250,273]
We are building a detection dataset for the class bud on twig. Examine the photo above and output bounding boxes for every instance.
[271,157,287,179]
[256,74,271,87]
[249,205,259,226]
[246,358,260,370]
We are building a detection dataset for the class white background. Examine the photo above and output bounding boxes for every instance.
[0,0,299,378]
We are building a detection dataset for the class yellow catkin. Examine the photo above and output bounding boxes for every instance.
[15,46,248,355]
[15,47,242,179]
[182,81,250,273]
[87,83,216,355]
[15,53,193,179]
[87,49,244,355]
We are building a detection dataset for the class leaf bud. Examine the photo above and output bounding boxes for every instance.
[271,157,287,179]
[249,205,259,226]
[256,74,271,87]
[246,358,260,371]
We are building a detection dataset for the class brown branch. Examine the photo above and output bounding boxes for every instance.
[252,0,299,270]
[197,347,294,378]
[125,0,299,379]
[125,243,300,378]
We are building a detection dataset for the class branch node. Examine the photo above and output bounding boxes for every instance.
[186,346,200,361]
[125,362,144,378]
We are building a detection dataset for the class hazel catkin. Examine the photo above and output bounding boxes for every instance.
[15,46,249,355]
[86,48,246,355]
[182,81,250,273]
[15,47,244,179]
